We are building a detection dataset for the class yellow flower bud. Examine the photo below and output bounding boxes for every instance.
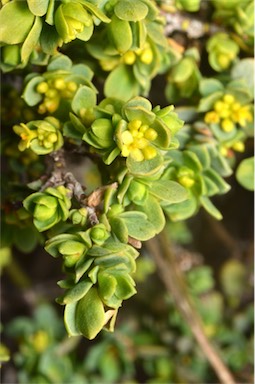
[231,102,241,111]
[54,78,66,90]
[144,128,158,141]
[38,104,47,114]
[205,111,220,124]
[37,82,49,94]
[219,146,228,157]
[221,118,235,132]
[217,53,230,69]
[47,133,58,143]
[123,51,136,65]
[32,330,49,353]
[140,48,153,65]
[43,140,53,149]
[142,146,157,160]
[223,94,235,104]
[219,108,230,119]
[46,89,58,99]
[130,148,144,162]
[66,81,78,92]
[121,130,134,145]
[214,101,225,112]
[121,145,130,157]
[128,119,142,130]
[178,175,195,188]
[135,137,148,149]
[232,141,245,152]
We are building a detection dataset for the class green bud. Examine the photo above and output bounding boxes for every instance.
[23,186,71,232]
[59,241,87,267]
[206,33,239,72]
[90,224,109,245]
[55,3,92,44]
[108,204,124,217]
[69,208,88,226]
[127,180,148,204]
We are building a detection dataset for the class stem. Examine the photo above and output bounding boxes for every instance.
[6,258,31,289]
[147,230,236,384]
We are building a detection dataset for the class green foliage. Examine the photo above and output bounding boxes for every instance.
[0,0,110,70]
[1,0,253,370]
[236,157,254,191]
[165,48,201,103]
[206,33,240,72]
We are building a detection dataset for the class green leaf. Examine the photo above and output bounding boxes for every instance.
[72,85,97,115]
[76,288,106,339]
[0,1,35,44]
[114,0,148,21]
[45,0,55,24]
[146,20,167,46]
[163,195,198,221]
[77,24,94,42]
[236,157,254,191]
[200,196,222,220]
[203,169,231,194]
[81,1,110,23]
[150,180,188,203]
[198,92,223,112]
[110,217,129,243]
[47,54,72,71]
[21,16,43,64]
[75,258,94,283]
[115,274,136,299]
[119,211,156,240]
[104,64,139,101]
[231,58,254,96]
[189,145,211,169]
[127,152,163,176]
[137,194,165,234]
[40,23,61,54]
[183,151,203,172]
[199,78,224,97]
[14,226,40,253]
[58,280,93,305]
[64,302,80,336]
[108,15,132,53]
[27,0,49,16]
[98,273,117,301]
[172,57,194,82]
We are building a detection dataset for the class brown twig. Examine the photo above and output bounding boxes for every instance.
[147,230,237,384]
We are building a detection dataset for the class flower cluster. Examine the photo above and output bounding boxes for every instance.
[204,94,253,133]
[22,55,96,118]
[85,0,169,100]
[70,95,184,176]
[13,117,63,154]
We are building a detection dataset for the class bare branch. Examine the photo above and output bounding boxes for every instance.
[147,231,237,384]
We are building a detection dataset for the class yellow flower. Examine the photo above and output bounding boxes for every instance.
[206,93,253,132]
[13,123,37,151]
[232,106,253,127]
[204,111,220,124]
[31,330,49,353]
[120,119,158,162]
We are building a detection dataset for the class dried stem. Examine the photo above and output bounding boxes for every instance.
[147,230,237,384]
